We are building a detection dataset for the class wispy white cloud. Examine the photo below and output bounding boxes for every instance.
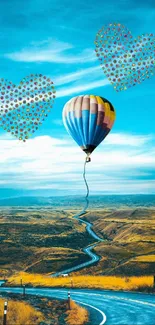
[56,79,110,97]
[4,39,109,98]
[0,133,154,194]
[54,66,101,86]
[103,133,153,146]
[5,39,95,64]
[54,64,109,97]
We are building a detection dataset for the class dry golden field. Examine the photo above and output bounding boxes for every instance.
[0,207,155,278]
[7,272,154,292]
[80,208,155,276]
[0,297,43,325]
[65,300,88,325]
[0,294,88,325]
[0,208,93,277]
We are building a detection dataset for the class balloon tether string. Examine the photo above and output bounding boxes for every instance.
[83,157,90,212]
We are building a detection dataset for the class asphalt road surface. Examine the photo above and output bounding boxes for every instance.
[52,209,102,277]
[0,285,155,325]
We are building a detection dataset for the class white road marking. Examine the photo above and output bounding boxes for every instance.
[51,289,155,308]
[75,299,107,325]
[74,291,155,308]
[1,287,155,324]
[104,295,155,308]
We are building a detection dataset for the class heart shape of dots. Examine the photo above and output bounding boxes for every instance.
[95,23,155,92]
[0,74,56,141]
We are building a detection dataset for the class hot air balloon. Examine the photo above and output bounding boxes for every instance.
[62,95,116,162]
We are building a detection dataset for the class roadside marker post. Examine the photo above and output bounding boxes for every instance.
[68,291,71,310]
[3,301,7,325]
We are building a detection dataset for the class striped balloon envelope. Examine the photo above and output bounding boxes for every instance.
[62,95,116,158]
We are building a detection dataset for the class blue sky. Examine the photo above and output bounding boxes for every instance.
[0,0,155,197]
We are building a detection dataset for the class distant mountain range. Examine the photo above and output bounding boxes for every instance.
[0,195,155,208]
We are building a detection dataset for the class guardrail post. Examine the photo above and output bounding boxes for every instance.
[68,291,71,310]
[3,301,7,325]
[154,276,155,288]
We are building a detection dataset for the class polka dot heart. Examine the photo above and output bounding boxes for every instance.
[95,23,155,92]
[0,74,56,141]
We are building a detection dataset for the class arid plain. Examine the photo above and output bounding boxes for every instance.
[0,207,154,279]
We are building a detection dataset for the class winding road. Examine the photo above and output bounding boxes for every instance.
[0,201,154,324]
[0,283,155,325]
[52,209,103,277]
[52,161,104,277]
